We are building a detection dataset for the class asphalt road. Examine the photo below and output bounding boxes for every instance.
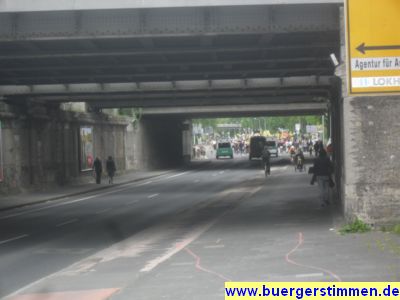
[0,154,399,300]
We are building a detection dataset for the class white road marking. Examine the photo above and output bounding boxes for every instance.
[204,244,225,249]
[271,165,288,171]
[3,226,165,299]
[0,196,97,220]
[166,172,188,179]
[0,169,196,220]
[194,180,200,183]
[140,216,224,273]
[34,248,92,255]
[137,181,153,186]
[295,273,324,278]
[0,234,29,246]
[219,171,225,174]
[56,219,78,227]
[147,193,159,199]
[0,180,153,220]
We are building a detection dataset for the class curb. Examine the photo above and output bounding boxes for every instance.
[0,172,170,213]
[0,161,212,213]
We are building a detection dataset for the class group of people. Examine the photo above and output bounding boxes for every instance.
[262,141,334,207]
[92,156,117,185]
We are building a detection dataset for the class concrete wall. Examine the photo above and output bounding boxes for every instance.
[0,102,133,194]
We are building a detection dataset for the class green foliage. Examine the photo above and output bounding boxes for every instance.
[118,108,142,121]
[378,223,400,234]
[391,224,400,235]
[339,218,371,235]
[193,116,322,134]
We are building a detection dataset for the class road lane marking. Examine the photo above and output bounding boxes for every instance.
[147,193,159,199]
[3,228,164,299]
[194,179,200,183]
[166,172,188,179]
[0,169,198,220]
[137,181,153,186]
[4,177,264,298]
[56,219,78,227]
[219,171,225,174]
[34,248,92,255]
[204,244,225,249]
[0,195,97,220]
[140,217,221,273]
[271,165,288,171]
[0,234,29,246]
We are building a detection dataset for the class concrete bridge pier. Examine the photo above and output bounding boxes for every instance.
[336,8,400,226]
[340,91,400,226]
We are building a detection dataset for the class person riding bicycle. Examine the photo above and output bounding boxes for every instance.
[294,148,305,170]
[262,145,271,175]
[289,145,296,158]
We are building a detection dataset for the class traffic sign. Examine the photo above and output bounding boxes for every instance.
[345,0,400,95]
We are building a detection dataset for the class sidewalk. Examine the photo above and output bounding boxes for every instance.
[0,169,172,212]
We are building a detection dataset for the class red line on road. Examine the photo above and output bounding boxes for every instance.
[184,247,232,282]
[285,232,342,282]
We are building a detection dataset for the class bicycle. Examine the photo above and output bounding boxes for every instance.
[294,157,306,172]
[262,159,270,177]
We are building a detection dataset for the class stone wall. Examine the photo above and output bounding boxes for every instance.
[0,102,133,194]
[342,95,400,225]
[336,7,400,225]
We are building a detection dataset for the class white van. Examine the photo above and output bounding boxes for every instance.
[265,140,278,157]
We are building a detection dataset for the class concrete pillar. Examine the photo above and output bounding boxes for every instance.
[337,7,400,225]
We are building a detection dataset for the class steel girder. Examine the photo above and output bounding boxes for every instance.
[0,5,339,41]
[0,0,343,13]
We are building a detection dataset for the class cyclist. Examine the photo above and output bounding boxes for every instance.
[294,148,305,171]
[262,145,271,176]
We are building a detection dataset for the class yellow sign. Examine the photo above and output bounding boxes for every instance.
[346,0,400,95]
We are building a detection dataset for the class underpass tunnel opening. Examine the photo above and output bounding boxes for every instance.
[191,112,334,164]
[136,116,188,170]
[186,97,343,199]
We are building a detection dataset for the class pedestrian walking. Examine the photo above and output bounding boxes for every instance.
[106,156,116,184]
[310,149,334,207]
[93,157,102,184]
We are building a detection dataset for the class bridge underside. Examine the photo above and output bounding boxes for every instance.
[0,3,340,114]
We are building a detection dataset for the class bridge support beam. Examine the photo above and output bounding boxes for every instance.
[337,8,400,226]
